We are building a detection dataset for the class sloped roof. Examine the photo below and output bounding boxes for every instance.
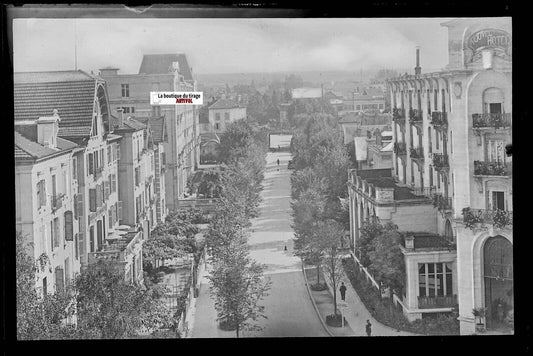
[14,70,99,139]
[138,53,193,80]
[135,116,167,143]
[15,131,77,161]
[209,98,241,110]
[339,113,391,125]
[355,168,393,180]
[400,232,455,250]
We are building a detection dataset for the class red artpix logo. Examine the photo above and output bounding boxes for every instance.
[150,92,203,105]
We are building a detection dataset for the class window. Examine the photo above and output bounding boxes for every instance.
[64,211,73,241]
[55,266,64,293]
[89,188,96,212]
[72,157,78,180]
[88,153,94,175]
[487,140,506,163]
[419,263,453,297]
[491,191,505,211]
[74,233,79,260]
[42,277,48,297]
[135,167,141,186]
[441,89,446,112]
[64,258,70,288]
[89,226,95,253]
[428,127,432,154]
[152,106,161,116]
[224,112,230,121]
[107,148,112,166]
[37,179,47,208]
[427,89,431,114]
[97,220,103,251]
[121,84,129,97]
[429,166,434,188]
[94,153,99,172]
[434,89,438,111]
[215,113,221,121]
[51,174,57,200]
[51,217,60,249]
[436,130,440,150]
[117,201,123,222]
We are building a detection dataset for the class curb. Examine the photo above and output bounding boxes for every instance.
[301,262,334,337]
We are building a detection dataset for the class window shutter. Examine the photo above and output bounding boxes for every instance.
[116,146,121,161]
[64,211,73,241]
[55,266,65,293]
[112,174,117,193]
[107,148,112,166]
[88,153,94,175]
[77,194,84,218]
[73,194,79,219]
[118,201,123,221]
[96,184,102,208]
[53,219,60,248]
[74,233,79,260]
[78,232,85,257]
[89,189,96,212]
[50,221,54,250]
[104,180,110,201]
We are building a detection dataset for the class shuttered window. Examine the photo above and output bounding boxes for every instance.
[77,194,84,218]
[64,211,73,241]
[55,266,65,293]
[104,180,110,201]
[74,233,79,259]
[88,153,94,175]
[89,189,96,212]
[117,201,123,221]
[96,184,102,208]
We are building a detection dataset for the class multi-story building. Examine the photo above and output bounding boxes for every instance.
[386,18,512,334]
[101,53,201,210]
[113,113,158,236]
[15,112,80,297]
[353,90,386,113]
[338,112,392,145]
[14,70,123,277]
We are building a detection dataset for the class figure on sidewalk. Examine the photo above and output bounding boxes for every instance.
[284,245,287,251]
[277,158,280,166]
[366,320,372,336]
[340,282,347,301]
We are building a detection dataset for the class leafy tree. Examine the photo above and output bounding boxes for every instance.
[208,239,271,338]
[317,220,345,315]
[357,221,385,267]
[75,260,173,339]
[368,223,405,293]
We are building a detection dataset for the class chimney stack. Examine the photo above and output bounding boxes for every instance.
[36,109,61,149]
[415,47,422,77]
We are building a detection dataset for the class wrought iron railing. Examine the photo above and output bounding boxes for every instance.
[474,161,511,176]
[418,294,457,309]
[431,111,448,129]
[410,146,424,160]
[462,208,513,229]
[411,186,436,198]
[432,193,453,211]
[393,142,407,155]
[392,108,405,123]
[433,153,449,171]
[472,113,512,129]
[409,108,423,124]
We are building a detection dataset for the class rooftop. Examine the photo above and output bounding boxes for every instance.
[338,113,391,125]
[400,232,456,251]
[138,53,193,81]
[351,168,427,201]
[134,116,167,143]
[209,98,242,110]
[15,131,77,161]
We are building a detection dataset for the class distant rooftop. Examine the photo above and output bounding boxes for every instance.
[138,53,193,81]
[209,98,242,110]
[15,131,77,161]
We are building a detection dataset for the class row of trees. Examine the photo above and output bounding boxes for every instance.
[290,112,352,318]
[16,232,174,340]
[205,119,272,337]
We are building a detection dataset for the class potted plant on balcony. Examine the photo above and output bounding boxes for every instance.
[462,208,483,230]
[472,307,486,333]
[493,209,512,230]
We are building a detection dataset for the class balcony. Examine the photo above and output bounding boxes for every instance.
[418,295,457,309]
[51,194,64,212]
[393,142,407,156]
[474,161,511,177]
[410,146,424,162]
[432,154,449,172]
[431,112,448,130]
[411,186,436,198]
[392,108,406,124]
[431,193,453,212]
[462,208,513,230]
[409,108,423,125]
[472,113,512,129]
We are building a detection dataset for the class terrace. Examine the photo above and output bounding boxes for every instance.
[472,113,512,129]
[430,111,448,130]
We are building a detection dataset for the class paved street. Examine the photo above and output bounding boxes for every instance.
[191,151,328,338]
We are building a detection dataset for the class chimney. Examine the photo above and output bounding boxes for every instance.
[414,47,422,76]
[36,109,61,149]
[405,235,415,250]
[116,108,124,128]
[99,68,119,76]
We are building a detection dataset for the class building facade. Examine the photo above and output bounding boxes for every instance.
[386,18,512,334]
[101,53,201,210]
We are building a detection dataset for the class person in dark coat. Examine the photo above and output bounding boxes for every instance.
[277,158,280,166]
[366,320,372,336]
[340,282,347,301]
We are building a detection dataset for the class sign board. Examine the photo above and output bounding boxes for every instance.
[465,29,512,63]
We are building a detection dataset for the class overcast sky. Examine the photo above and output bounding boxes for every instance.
[13,18,454,75]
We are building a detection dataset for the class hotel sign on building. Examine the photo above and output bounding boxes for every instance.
[466,29,512,63]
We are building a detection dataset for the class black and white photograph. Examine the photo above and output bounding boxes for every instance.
[7,4,519,342]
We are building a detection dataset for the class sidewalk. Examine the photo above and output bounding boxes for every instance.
[303,265,354,337]
[323,262,416,337]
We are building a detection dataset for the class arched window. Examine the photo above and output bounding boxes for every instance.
[444,219,454,243]
[483,87,505,114]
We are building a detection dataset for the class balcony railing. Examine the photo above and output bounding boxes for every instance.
[411,186,436,198]
[472,113,512,129]
[432,154,449,171]
[474,161,511,177]
[409,108,423,124]
[51,194,63,211]
[432,193,453,211]
[392,108,405,123]
[431,111,448,129]
[393,142,407,156]
[418,295,457,309]
[462,208,513,230]
[410,146,424,161]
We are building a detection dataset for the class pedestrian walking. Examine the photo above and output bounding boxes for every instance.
[277,158,280,166]
[284,245,287,251]
[366,320,372,336]
[340,282,347,301]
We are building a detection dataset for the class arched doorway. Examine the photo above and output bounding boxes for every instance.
[483,236,513,331]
